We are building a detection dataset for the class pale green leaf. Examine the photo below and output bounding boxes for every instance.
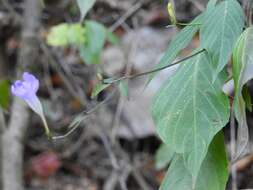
[152,51,230,182]
[160,133,228,190]
[47,23,85,46]
[155,143,174,170]
[200,0,244,81]
[77,0,96,21]
[80,20,106,64]
[232,27,253,158]
[91,82,110,99]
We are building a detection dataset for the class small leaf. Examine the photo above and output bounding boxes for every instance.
[77,0,96,21]
[118,81,128,97]
[68,24,86,44]
[200,0,244,81]
[79,21,106,64]
[91,82,110,99]
[0,80,10,109]
[160,132,228,190]
[47,23,85,46]
[167,2,177,25]
[155,143,174,170]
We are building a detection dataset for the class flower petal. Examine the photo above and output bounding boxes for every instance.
[23,72,39,92]
[11,80,26,97]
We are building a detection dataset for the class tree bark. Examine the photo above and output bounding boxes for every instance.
[2,0,42,190]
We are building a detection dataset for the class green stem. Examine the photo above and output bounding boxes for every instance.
[103,49,206,84]
[177,22,201,26]
[41,116,52,140]
[166,22,201,28]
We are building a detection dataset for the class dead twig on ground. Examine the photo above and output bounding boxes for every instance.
[39,40,88,106]
[111,18,139,143]
[109,1,143,32]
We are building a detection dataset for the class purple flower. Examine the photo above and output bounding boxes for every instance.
[11,72,43,116]
[11,72,51,138]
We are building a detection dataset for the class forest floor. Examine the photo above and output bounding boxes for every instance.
[1,0,253,189]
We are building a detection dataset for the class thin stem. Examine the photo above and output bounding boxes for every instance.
[52,124,80,140]
[166,22,201,28]
[41,116,52,140]
[230,102,238,190]
[225,75,233,84]
[0,107,6,132]
[103,49,206,84]
[248,0,253,26]
[177,22,201,26]
[52,89,117,140]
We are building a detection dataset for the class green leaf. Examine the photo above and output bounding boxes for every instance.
[118,81,129,98]
[200,0,244,81]
[152,51,230,182]
[206,0,218,9]
[147,13,203,85]
[47,23,86,46]
[160,132,228,190]
[232,27,253,158]
[91,82,110,99]
[79,20,106,65]
[77,0,96,21]
[0,80,10,109]
[155,143,174,170]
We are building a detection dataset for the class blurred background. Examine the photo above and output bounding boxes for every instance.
[0,0,253,190]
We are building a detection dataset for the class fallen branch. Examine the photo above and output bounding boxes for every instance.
[2,1,42,190]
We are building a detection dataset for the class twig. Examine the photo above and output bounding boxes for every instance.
[103,49,206,84]
[132,168,152,190]
[111,19,139,143]
[188,0,205,11]
[2,0,22,23]
[39,40,87,106]
[103,172,119,190]
[52,89,117,140]
[247,0,253,26]
[60,128,88,158]
[0,108,6,132]
[109,1,143,32]
[0,107,6,188]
